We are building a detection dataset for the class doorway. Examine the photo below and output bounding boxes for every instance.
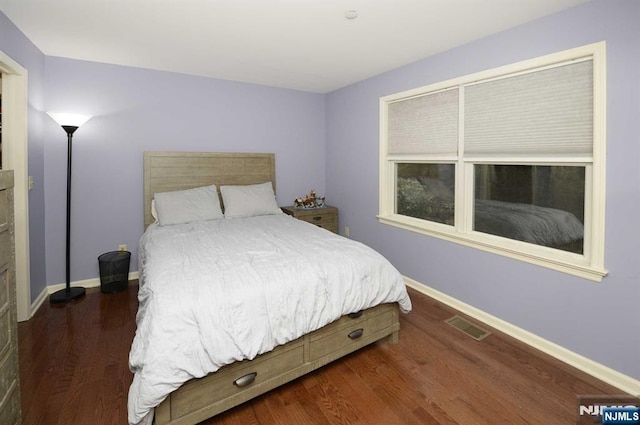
[0,50,31,322]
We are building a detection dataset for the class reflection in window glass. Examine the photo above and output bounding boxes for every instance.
[396,163,455,225]
[474,165,585,254]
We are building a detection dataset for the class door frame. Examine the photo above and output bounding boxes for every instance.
[0,50,31,322]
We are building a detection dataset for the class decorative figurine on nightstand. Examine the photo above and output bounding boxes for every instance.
[294,189,326,208]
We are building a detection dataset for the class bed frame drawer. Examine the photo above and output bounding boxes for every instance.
[308,303,397,362]
[155,303,400,425]
[169,339,305,419]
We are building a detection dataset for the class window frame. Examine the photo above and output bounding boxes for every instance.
[378,42,607,282]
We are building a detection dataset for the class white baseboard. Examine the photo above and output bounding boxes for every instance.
[403,276,640,396]
[28,287,49,321]
[27,271,140,320]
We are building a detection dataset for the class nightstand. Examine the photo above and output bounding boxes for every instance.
[281,206,338,234]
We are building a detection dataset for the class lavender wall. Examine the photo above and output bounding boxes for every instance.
[43,58,326,290]
[326,0,640,380]
[0,11,48,302]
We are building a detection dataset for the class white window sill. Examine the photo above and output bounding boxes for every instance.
[377,214,608,282]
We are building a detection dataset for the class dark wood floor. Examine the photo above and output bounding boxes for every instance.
[18,283,622,425]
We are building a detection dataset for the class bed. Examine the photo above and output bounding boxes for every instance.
[128,152,412,425]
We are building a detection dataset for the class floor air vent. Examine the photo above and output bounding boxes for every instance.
[445,315,491,341]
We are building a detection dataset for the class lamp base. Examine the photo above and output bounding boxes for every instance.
[49,286,86,304]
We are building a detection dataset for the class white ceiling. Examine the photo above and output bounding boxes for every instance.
[0,0,588,93]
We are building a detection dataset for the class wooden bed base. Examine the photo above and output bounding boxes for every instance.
[142,151,402,425]
[155,303,400,425]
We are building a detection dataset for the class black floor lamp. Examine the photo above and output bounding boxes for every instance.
[47,112,92,304]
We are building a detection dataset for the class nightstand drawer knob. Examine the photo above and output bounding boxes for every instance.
[348,328,364,340]
[348,311,363,319]
[312,216,322,221]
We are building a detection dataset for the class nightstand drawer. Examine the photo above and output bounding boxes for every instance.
[281,206,339,234]
[298,212,334,225]
[310,220,338,233]
[297,215,337,233]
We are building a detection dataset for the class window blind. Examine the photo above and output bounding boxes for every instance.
[464,60,593,156]
[387,88,459,155]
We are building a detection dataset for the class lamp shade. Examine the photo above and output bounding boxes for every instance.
[47,112,92,128]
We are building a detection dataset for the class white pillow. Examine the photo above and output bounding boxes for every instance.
[220,182,281,219]
[153,184,224,225]
[151,199,158,221]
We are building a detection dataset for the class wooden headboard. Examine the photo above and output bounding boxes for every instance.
[143,151,276,229]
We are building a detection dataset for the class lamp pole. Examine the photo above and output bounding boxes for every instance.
[47,113,92,303]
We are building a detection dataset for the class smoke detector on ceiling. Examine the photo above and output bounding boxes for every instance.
[345,10,358,19]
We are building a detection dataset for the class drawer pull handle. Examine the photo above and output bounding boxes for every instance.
[312,216,322,221]
[348,311,363,319]
[233,372,257,388]
[348,328,364,340]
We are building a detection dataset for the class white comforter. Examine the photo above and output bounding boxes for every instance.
[128,214,412,425]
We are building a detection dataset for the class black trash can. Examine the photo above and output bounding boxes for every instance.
[98,251,131,293]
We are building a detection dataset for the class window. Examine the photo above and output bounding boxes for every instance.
[379,43,607,281]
